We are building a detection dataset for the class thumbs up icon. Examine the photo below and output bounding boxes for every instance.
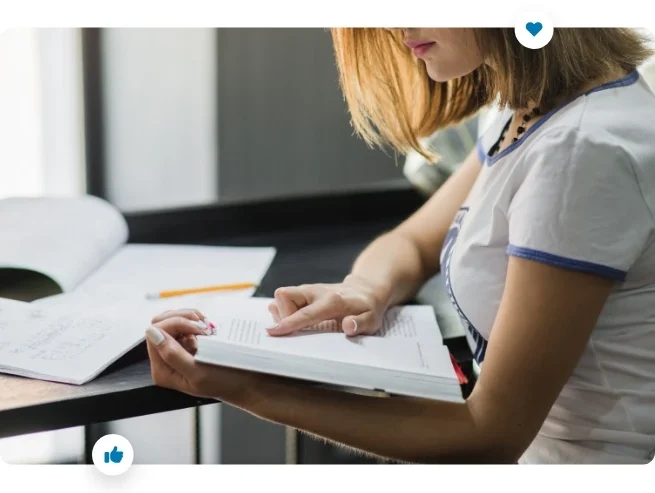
[93,434,132,475]
[103,446,124,464]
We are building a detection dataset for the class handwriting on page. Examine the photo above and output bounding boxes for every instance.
[0,315,113,361]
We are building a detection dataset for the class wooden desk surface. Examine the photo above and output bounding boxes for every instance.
[0,196,472,439]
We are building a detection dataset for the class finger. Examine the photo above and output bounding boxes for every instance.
[180,335,198,355]
[274,286,309,319]
[146,325,197,376]
[154,316,213,338]
[341,311,380,337]
[151,308,213,328]
[268,294,345,336]
[145,336,188,391]
[268,302,281,323]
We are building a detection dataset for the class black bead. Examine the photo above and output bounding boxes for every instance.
[517,126,525,134]
[523,114,531,122]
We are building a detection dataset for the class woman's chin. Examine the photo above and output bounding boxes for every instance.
[425,65,453,83]
[425,63,479,83]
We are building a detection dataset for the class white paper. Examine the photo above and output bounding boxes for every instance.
[197,299,451,376]
[0,196,128,292]
[0,298,144,384]
[35,244,277,321]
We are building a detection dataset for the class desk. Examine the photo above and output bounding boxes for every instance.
[0,190,474,459]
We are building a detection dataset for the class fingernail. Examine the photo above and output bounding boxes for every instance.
[191,320,212,335]
[352,320,358,334]
[204,318,217,334]
[145,326,165,345]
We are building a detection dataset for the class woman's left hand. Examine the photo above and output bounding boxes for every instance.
[145,309,258,403]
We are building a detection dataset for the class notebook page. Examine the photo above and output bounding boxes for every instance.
[0,298,144,384]
[0,196,128,292]
[69,244,275,299]
[34,244,277,317]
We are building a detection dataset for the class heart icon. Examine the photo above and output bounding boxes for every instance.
[526,22,543,37]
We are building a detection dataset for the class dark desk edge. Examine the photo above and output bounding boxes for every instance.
[0,387,214,440]
[123,187,425,244]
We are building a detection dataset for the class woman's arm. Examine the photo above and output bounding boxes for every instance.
[147,255,615,463]
[266,149,483,337]
[350,148,482,307]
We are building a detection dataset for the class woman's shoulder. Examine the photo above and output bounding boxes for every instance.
[543,72,655,161]
[511,87,655,224]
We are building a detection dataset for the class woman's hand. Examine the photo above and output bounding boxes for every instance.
[267,274,390,337]
[151,308,215,355]
[145,308,259,403]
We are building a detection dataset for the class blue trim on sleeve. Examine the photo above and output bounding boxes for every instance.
[487,70,640,167]
[475,139,486,164]
[506,245,628,281]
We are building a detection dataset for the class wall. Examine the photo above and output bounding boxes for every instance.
[215,28,405,203]
[0,29,43,199]
[101,28,219,212]
[99,28,405,214]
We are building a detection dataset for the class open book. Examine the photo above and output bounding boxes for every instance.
[192,298,465,402]
[0,196,277,308]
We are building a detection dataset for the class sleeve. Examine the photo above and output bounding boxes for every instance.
[507,127,653,281]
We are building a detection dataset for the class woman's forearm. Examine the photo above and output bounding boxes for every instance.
[349,151,482,308]
[350,232,433,307]
[233,377,502,464]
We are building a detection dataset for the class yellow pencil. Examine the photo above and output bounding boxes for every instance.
[146,282,258,299]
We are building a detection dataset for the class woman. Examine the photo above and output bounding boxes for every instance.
[144,28,655,464]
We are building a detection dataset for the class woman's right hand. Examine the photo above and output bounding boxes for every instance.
[266,274,390,337]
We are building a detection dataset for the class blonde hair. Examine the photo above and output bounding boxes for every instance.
[330,28,654,161]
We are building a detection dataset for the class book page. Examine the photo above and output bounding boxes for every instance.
[198,299,451,377]
[0,196,128,292]
[0,298,144,385]
[34,244,277,320]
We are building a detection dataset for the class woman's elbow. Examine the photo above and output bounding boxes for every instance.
[417,431,529,464]
[467,431,531,464]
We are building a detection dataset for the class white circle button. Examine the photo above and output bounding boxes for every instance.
[92,434,134,475]
[515,12,554,50]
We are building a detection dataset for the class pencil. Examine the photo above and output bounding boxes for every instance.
[146,282,258,299]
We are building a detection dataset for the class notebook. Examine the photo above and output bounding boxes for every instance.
[0,195,277,310]
[0,195,278,384]
[191,297,465,402]
[0,297,148,385]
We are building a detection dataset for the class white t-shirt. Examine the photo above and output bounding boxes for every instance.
[440,69,655,464]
